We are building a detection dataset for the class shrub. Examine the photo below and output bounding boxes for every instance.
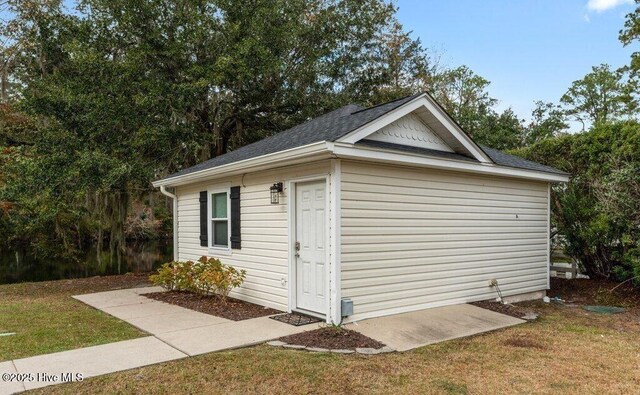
[514,121,640,284]
[149,260,198,291]
[194,256,246,303]
[150,256,246,302]
[149,262,178,290]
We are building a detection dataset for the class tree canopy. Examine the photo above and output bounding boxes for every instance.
[1,0,639,285]
[560,64,636,127]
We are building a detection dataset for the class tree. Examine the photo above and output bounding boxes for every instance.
[474,108,525,151]
[515,121,640,282]
[620,0,640,75]
[523,101,568,145]
[0,0,435,265]
[428,65,497,135]
[424,66,526,150]
[346,20,434,105]
[560,64,634,127]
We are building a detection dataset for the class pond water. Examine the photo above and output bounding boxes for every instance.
[0,239,173,284]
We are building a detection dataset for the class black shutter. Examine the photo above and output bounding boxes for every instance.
[230,186,241,249]
[199,191,208,247]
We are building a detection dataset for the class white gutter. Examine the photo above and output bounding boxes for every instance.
[159,185,178,261]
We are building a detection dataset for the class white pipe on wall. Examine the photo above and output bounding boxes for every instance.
[160,185,178,261]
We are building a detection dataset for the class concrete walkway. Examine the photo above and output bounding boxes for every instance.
[1,287,308,394]
[7,337,186,392]
[346,304,525,352]
[71,287,308,356]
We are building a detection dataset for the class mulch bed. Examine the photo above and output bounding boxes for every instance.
[470,300,532,319]
[278,327,385,350]
[144,291,281,321]
[472,277,640,319]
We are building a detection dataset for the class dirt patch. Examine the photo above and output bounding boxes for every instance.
[278,327,385,350]
[144,291,281,321]
[503,336,546,350]
[470,300,533,319]
[549,277,640,309]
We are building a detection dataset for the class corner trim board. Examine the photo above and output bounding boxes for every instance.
[329,159,342,324]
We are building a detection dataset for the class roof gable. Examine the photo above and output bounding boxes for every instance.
[366,113,454,152]
[337,93,492,163]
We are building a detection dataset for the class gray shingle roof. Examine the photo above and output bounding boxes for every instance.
[157,93,566,181]
[480,145,568,175]
[158,94,422,181]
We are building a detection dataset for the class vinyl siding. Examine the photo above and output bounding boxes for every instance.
[175,160,331,312]
[340,160,550,321]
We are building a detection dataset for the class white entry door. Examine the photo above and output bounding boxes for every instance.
[295,180,327,315]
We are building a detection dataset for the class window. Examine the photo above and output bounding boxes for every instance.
[210,191,229,248]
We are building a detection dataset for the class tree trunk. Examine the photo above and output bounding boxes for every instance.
[1,61,8,103]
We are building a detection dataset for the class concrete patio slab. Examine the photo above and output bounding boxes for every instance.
[347,303,524,352]
[0,361,25,395]
[12,337,186,391]
[155,316,312,356]
[125,310,230,334]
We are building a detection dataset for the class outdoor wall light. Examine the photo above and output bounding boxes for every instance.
[270,182,283,204]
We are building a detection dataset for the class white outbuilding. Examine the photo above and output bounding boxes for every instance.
[153,92,569,324]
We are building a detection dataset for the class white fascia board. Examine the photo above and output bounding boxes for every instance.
[421,95,493,163]
[337,94,492,164]
[338,94,427,144]
[331,143,569,183]
[152,142,331,187]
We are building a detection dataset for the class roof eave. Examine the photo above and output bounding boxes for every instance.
[152,141,332,188]
[331,142,569,183]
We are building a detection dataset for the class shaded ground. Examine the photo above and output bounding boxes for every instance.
[26,277,640,394]
[548,277,640,309]
[470,300,533,319]
[0,273,150,360]
[278,327,384,350]
[143,291,281,321]
[473,277,640,322]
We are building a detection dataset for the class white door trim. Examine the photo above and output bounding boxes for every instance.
[286,175,331,321]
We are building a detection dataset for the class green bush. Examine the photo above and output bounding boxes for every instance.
[149,260,198,291]
[513,121,640,284]
[150,256,246,302]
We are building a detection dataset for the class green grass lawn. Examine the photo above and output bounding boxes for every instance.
[0,274,150,361]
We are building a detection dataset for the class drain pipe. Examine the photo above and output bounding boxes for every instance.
[160,185,178,261]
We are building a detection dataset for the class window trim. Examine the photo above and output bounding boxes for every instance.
[207,186,232,255]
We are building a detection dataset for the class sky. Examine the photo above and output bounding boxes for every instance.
[395,0,637,124]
